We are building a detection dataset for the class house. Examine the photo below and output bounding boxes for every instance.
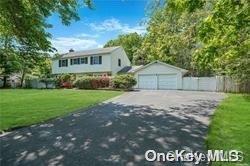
[52,46,131,76]
[52,47,188,90]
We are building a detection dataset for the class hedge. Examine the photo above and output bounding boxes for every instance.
[73,76,110,89]
[112,74,136,90]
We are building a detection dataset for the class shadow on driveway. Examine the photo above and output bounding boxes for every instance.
[0,98,220,166]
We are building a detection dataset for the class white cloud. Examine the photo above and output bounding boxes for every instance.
[51,37,101,53]
[89,18,147,35]
[75,33,99,38]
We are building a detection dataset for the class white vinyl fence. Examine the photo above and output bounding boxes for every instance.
[182,77,217,91]
[26,79,55,89]
[182,76,250,93]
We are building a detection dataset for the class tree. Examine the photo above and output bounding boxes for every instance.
[0,0,93,87]
[135,0,210,74]
[0,36,20,87]
[0,0,93,51]
[104,33,143,63]
[17,47,49,87]
[193,0,250,81]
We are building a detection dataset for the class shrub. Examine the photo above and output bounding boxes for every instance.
[112,74,136,90]
[56,74,75,88]
[73,76,111,89]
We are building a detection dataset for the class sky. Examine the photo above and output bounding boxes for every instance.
[47,0,150,53]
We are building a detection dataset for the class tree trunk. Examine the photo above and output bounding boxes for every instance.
[3,76,8,88]
[20,72,25,88]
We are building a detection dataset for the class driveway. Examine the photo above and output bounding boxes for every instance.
[0,90,224,166]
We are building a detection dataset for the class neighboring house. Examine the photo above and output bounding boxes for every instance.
[52,46,188,90]
[52,46,131,76]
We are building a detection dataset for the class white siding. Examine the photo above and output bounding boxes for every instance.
[111,47,131,75]
[52,54,112,74]
[134,63,183,89]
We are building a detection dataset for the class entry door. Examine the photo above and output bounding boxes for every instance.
[158,74,177,89]
[138,75,157,89]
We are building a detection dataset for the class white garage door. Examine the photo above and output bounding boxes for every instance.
[138,74,178,90]
[158,74,177,89]
[138,75,157,89]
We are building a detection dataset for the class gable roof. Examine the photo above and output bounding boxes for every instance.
[131,60,188,73]
[56,46,121,59]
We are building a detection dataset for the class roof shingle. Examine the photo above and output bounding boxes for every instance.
[59,46,121,59]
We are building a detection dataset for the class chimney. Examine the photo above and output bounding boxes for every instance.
[69,48,74,52]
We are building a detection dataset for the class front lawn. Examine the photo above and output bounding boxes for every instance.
[207,94,250,165]
[0,89,122,131]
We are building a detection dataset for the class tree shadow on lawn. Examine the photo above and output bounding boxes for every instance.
[0,99,219,166]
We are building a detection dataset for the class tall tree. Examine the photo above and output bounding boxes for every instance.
[0,0,93,87]
[0,0,92,51]
[135,0,210,74]
[0,36,19,87]
[104,33,143,63]
[17,47,47,87]
[193,0,250,80]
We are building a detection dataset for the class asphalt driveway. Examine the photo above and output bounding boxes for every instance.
[0,90,225,166]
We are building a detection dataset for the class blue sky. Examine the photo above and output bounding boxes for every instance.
[47,0,149,53]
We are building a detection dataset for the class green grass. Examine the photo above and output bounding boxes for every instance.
[0,89,122,131]
[207,94,250,165]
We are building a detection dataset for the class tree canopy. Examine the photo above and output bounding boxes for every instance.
[0,0,92,51]
[0,0,93,87]
[133,0,210,72]
[133,0,249,80]
[193,0,250,80]
[104,33,143,63]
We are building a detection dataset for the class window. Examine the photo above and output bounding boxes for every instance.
[80,57,88,64]
[59,59,68,67]
[90,56,102,65]
[70,58,80,65]
[70,57,88,65]
[118,59,121,67]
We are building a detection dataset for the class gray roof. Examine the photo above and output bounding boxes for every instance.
[59,46,121,59]
[118,65,143,74]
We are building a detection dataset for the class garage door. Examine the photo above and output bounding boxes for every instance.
[138,75,157,89]
[158,74,177,89]
[138,74,178,90]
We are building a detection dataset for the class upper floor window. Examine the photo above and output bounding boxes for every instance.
[80,57,88,64]
[118,59,121,67]
[90,56,102,65]
[59,59,68,67]
[70,57,88,65]
[71,58,80,65]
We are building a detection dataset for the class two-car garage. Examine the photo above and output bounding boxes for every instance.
[138,74,177,90]
[132,61,187,90]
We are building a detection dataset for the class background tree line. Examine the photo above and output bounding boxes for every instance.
[104,0,249,81]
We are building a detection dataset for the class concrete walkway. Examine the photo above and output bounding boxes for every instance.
[0,90,225,166]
